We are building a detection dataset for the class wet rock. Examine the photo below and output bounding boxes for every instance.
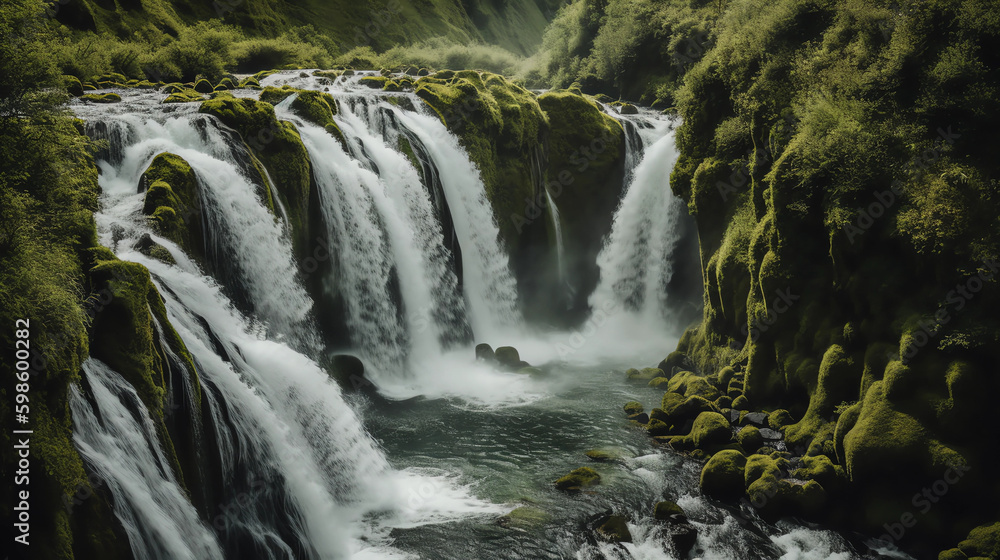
[586,511,632,543]
[700,449,747,500]
[743,412,769,427]
[737,426,765,452]
[668,522,698,557]
[475,343,495,362]
[653,500,685,521]
[723,409,741,424]
[624,401,644,415]
[759,428,783,441]
[554,467,601,491]
[626,367,663,382]
[628,412,649,424]
[494,346,520,369]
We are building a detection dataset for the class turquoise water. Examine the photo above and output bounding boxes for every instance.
[357,363,870,560]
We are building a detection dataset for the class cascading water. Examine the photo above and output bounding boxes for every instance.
[589,127,684,323]
[72,358,225,560]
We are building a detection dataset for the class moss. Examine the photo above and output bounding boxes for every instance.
[193,78,214,93]
[554,467,601,491]
[653,500,685,520]
[359,75,390,89]
[141,153,203,263]
[954,523,1000,558]
[163,90,204,103]
[626,367,663,382]
[80,93,121,103]
[674,411,733,449]
[289,89,346,146]
[259,86,296,105]
[700,449,747,500]
[595,515,632,542]
[63,75,84,96]
[792,454,846,493]
[768,409,794,430]
[585,449,622,462]
[732,394,750,410]
[737,426,764,453]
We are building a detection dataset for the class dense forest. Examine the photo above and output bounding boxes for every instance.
[2,0,999,558]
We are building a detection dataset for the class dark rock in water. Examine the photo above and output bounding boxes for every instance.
[743,412,769,427]
[624,401,644,415]
[658,351,691,377]
[759,428,783,441]
[494,346,521,369]
[331,355,367,389]
[628,412,649,424]
[475,343,495,362]
[585,510,632,543]
[618,103,638,115]
[596,515,632,543]
[668,522,698,556]
[653,500,686,521]
[555,467,601,491]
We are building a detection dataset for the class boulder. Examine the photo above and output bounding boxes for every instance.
[475,343,495,362]
[589,512,632,543]
[653,500,685,521]
[737,426,765,453]
[623,401,644,415]
[554,467,601,491]
[626,367,664,382]
[494,346,520,369]
[700,449,747,500]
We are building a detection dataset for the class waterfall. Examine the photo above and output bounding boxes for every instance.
[544,188,568,295]
[590,127,683,323]
[390,107,523,340]
[79,105,501,559]
[72,359,225,560]
[87,112,316,349]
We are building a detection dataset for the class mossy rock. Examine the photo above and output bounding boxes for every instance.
[648,376,672,389]
[671,411,734,450]
[653,500,686,521]
[661,393,720,428]
[768,409,795,430]
[63,75,84,96]
[382,80,403,92]
[626,367,663,382]
[81,93,121,103]
[595,515,632,543]
[554,467,601,491]
[700,449,747,500]
[618,103,638,115]
[94,72,127,84]
[259,86,296,105]
[585,449,623,462]
[498,506,550,529]
[623,401,644,415]
[732,395,750,410]
[658,351,690,375]
[163,90,204,104]
[217,77,238,90]
[289,89,346,146]
[312,70,340,80]
[791,454,846,493]
[193,79,214,93]
[947,522,1000,559]
[359,76,389,89]
[646,418,671,436]
[140,153,202,263]
[737,426,764,453]
[475,343,495,362]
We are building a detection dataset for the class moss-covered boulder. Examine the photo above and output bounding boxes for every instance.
[497,506,550,529]
[653,500,685,521]
[700,449,747,500]
[163,89,204,104]
[595,514,632,542]
[736,426,764,453]
[554,467,601,492]
[289,89,346,145]
[81,93,121,103]
[63,75,84,96]
[626,367,663,382]
[140,153,203,264]
[193,78,214,93]
[624,401,644,415]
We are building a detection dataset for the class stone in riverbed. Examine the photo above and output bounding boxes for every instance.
[624,401,644,415]
[700,449,747,500]
[758,428,783,441]
[587,511,632,543]
[475,343,495,362]
[626,367,664,382]
[494,346,521,369]
[737,426,765,453]
[742,411,769,427]
[653,500,686,521]
[628,412,649,424]
[668,522,698,556]
[554,467,601,491]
